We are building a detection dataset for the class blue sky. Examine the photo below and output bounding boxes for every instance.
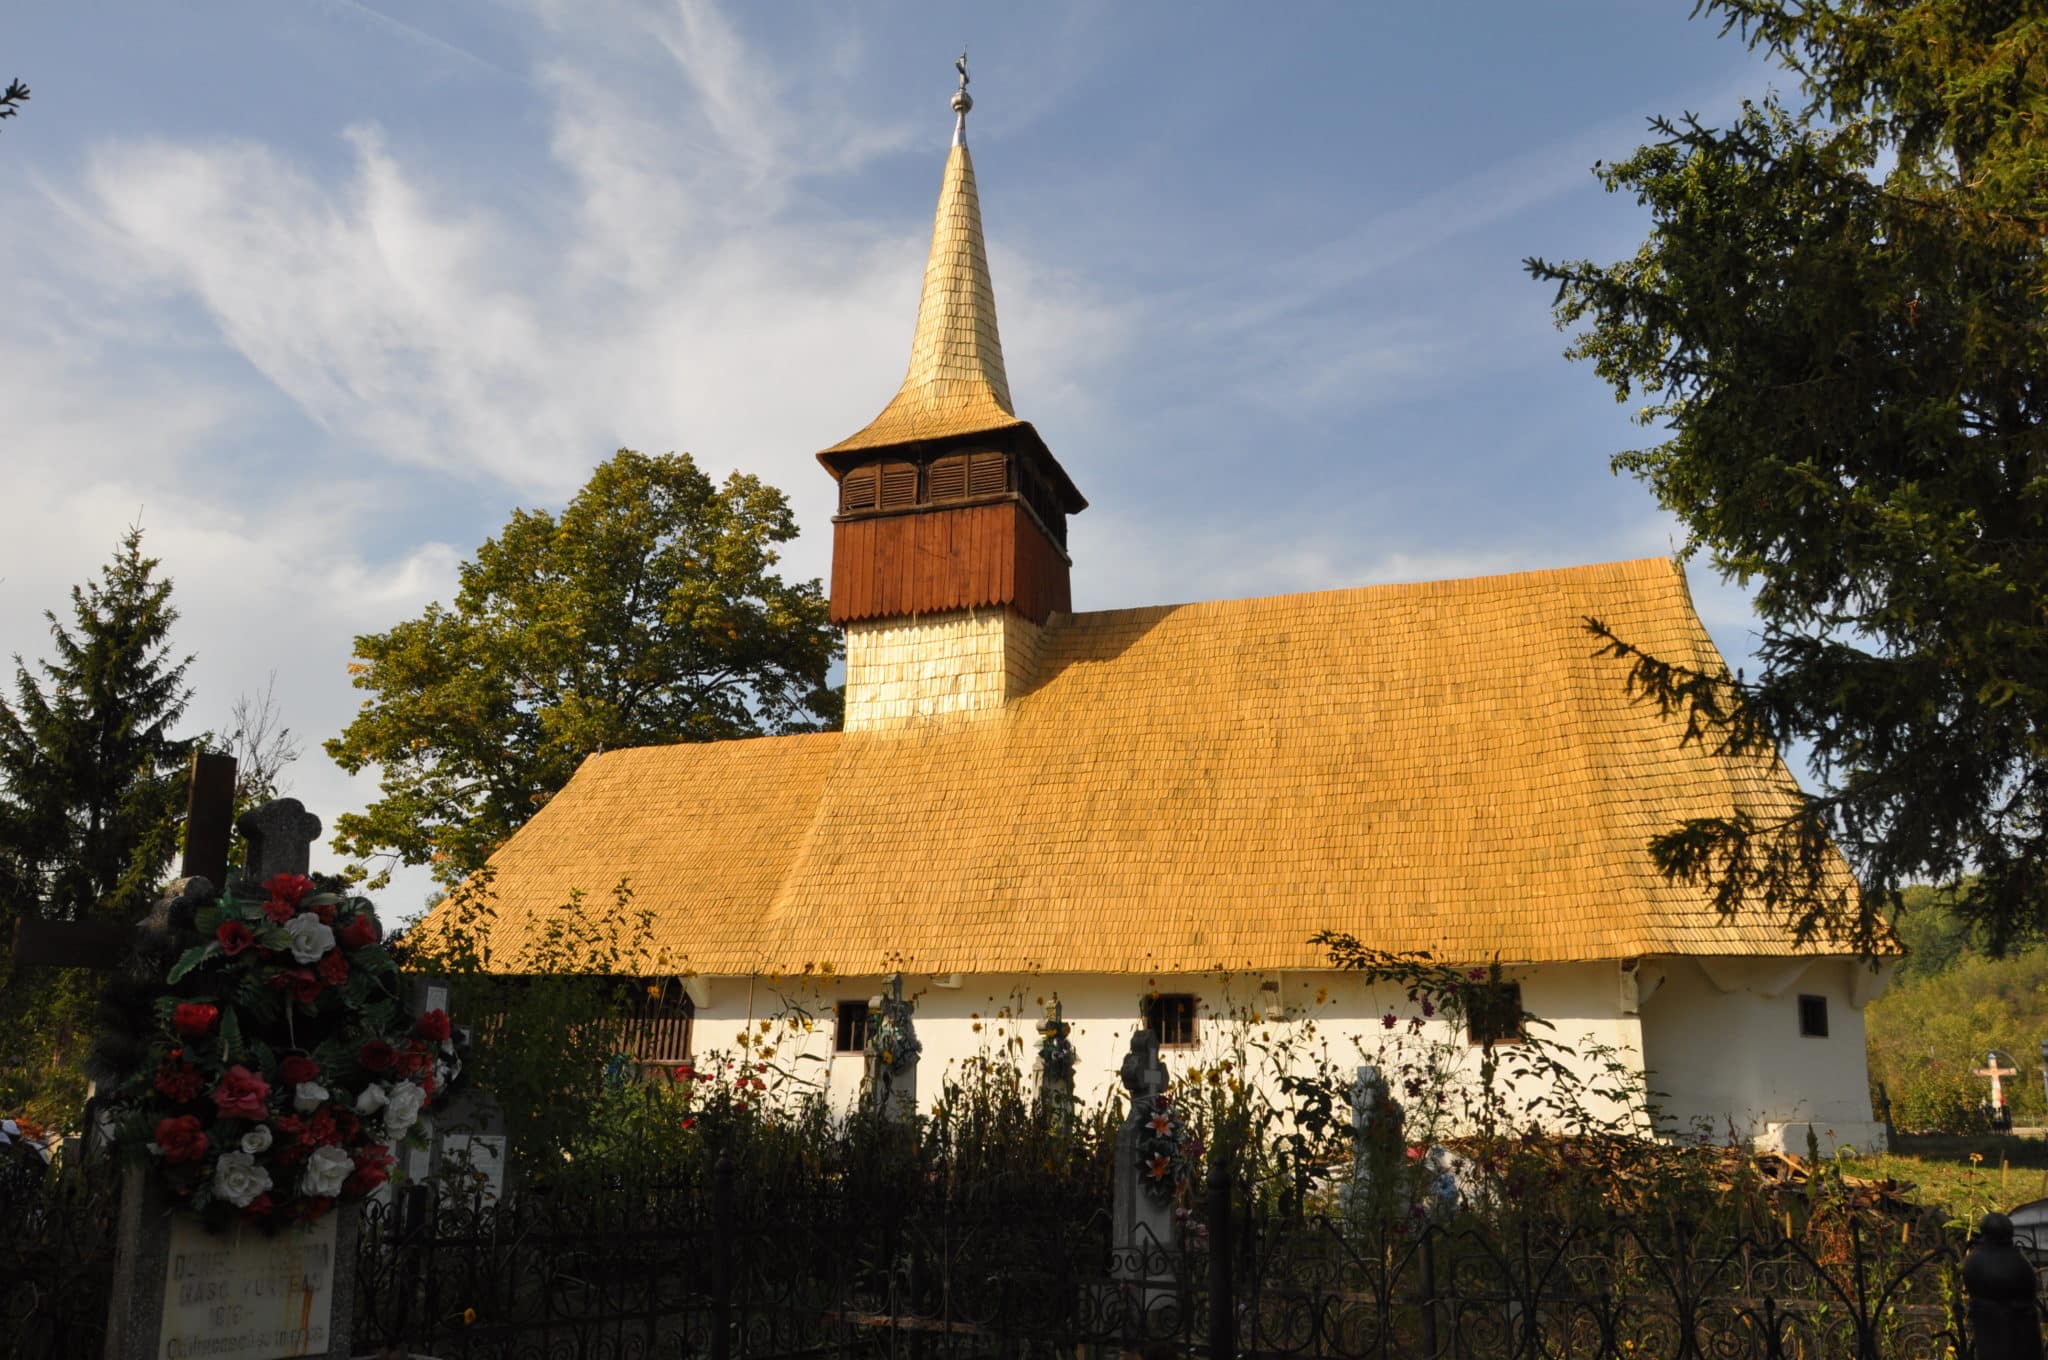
[3,3,1787,914]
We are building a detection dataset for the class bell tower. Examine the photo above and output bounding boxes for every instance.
[821,56,1087,731]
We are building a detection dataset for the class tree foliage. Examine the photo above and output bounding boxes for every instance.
[327,451,840,887]
[1528,1,2048,952]
[0,527,195,926]
[0,527,194,1123]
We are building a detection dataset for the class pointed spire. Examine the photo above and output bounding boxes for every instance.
[822,55,1020,457]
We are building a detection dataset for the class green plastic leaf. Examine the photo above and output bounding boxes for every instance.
[166,943,217,984]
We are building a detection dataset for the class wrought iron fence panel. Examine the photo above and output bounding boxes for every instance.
[0,1164,120,1360]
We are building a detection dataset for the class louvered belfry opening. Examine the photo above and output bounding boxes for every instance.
[824,424,1082,626]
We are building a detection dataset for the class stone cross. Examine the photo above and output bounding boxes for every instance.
[864,972,919,1122]
[235,797,323,886]
[1119,1027,1167,1101]
[1342,1065,1405,1226]
[1976,1053,2019,1109]
[1036,995,1077,1127]
[1113,1028,1177,1282]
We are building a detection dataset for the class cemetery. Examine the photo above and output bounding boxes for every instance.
[5,10,2048,1360]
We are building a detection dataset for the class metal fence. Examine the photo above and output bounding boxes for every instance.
[3,1151,2042,1360]
[349,1157,2048,1360]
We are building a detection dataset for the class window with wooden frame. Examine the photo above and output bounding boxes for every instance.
[1464,981,1524,1047]
[835,1000,871,1054]
[1142,993,1198,1048]
[1797,994,1829,1038]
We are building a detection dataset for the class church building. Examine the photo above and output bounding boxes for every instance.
[465,72,1891,1155]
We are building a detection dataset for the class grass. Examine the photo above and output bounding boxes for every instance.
[1840,1133,2048,1225]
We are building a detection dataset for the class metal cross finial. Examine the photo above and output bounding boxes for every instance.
[951,47,973,146]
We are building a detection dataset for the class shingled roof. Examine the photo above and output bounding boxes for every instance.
[458,557,1868,976]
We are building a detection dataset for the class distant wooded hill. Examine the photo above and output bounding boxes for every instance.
[1865,885,2047,1133]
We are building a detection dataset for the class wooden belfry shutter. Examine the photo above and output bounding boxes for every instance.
[928,455,969,502]
[841,465,879,513]
[879,461,919,509]
[967,451,1008,497]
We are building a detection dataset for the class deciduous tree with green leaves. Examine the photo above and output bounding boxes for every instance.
[1527,1,2048,953]
[327,450,840,888]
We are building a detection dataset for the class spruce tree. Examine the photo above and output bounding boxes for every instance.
[0,526,195,929]
[0,528,194,1122]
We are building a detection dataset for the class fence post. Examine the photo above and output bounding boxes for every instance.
[1964,1213,2044,1360]
[710,1154,735,1360]
[1207,1158,1235,1360]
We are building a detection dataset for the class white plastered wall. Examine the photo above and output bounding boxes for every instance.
[680,962,1649,1136]
[1636,955,1890,1155]
[841,608,1044,732]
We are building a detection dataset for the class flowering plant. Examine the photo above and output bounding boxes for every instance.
[1133,1091,1195,1204]
[112,873,460,1230]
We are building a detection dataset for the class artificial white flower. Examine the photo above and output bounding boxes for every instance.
[300,1144,352,1198]
[355,1084,388,1116]
[212,1150,274,1208]
[240,1125,273,1155]
[283,912,336,963]
[293,1081,329,1113]
[382,1081,427,1141]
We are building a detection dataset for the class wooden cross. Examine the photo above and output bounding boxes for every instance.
[9,751,237,971]
[1974,1052,2020,1109]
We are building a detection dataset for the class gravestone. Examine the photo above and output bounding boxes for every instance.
[863,973,920,1121]
[1341,1065,1404,1226]
[234,799,323,888]
[1112,1029,1176,1281]
[104,800,359,1360]
[1975,1052,2019,1133]
[107,1165,358,1360]
[1036,996,1077,1129]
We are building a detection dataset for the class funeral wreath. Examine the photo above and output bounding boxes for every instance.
[109,873,460,1229]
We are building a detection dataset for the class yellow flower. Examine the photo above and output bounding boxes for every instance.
[462,1307,477,1326]
[645,984,660,999]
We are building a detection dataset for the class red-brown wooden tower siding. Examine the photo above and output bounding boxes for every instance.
[829,501,1072,625]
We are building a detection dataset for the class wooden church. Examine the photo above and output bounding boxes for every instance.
[461,71,1891,1155]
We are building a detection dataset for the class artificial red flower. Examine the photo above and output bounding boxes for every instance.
[317,951,349,986]
[669,1063,695,1083]
[333,1109,360,1141]
[358,1040,396,1072]
[154,1061,206,1103]
[261,895,296,925]
[217,920,254,955]
[339,914,380,950]
[212,1066,270,1120]
[279,1054,320,1085]
[267,969,322,1007]
[304,1109,340,1146]
[171,1003,219,1038]
[263,873,314,908]
[679,1116,698,1131]
[154,1115,208,1165]
[414,1009,452,1042]
[395,1044,430,1078]
[240,1193,274,1222]
[314,901,335,924]
[344,1143,395,1196]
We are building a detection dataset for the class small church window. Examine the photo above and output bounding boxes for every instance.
[1143,993,1198,1048]
[835,1000,871,1053]
[1797,994,1829,1038]
[1464,981,1524,1047]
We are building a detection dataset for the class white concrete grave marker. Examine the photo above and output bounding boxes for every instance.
[158,1214,338,1360]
